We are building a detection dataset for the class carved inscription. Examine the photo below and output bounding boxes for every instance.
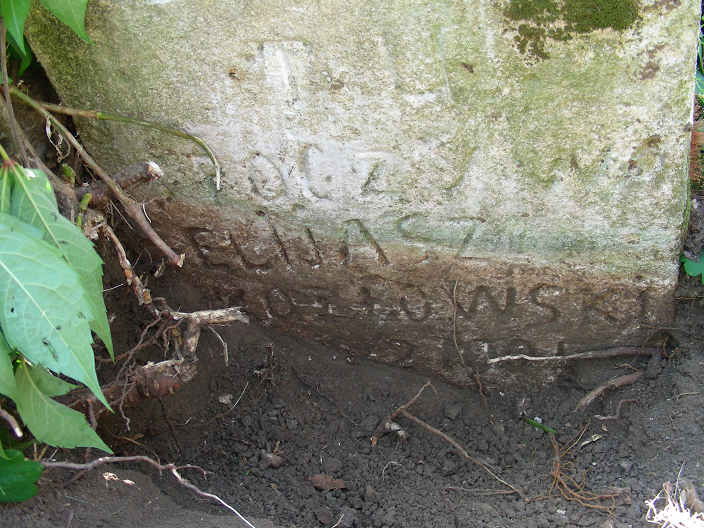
[185,210,662,382]
[342,219,389,266]
[246,152,285,200]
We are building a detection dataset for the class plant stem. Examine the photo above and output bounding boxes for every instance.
[21,98,223,190]
[523,417,557,434]
[0,20,28,167]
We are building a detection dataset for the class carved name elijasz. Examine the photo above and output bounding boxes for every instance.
[189,216,656,340]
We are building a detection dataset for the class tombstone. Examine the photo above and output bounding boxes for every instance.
[24,0,698,387]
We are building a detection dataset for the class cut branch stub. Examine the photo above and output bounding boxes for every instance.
[75,161,163,206]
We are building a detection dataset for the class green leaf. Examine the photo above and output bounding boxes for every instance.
[37,0,92,45]
[10,168,113,357]
[0,0,31,54]
[15,364,111,452]
[26,364,76,397]
[0,222,108,407]
[697,71,704,96]
[15,41,32,76]
[0,212,44,241]
[682,255,704,284]
[0,331,16,399]
[5,24,32,75]
[0,449,43,502]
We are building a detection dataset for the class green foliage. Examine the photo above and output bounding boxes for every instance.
[0,159,112,463]
[0,0,104,504]
[5,32,31,76]
[681,253,704,284]
[10,168,113,357]
[0,0,91,54]
[0,449,42,502]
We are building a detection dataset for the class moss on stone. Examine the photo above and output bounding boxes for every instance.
[563,0,639,33]
[503,0,560,24]
[503,0,640,61]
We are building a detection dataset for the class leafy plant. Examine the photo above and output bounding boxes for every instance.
[0,148,112,502]
[1,0,91,55]
[0,0,91,78]
[0,0,110,504]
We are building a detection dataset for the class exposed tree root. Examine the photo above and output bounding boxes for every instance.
[528,428,624,511]
[594,398,639,422]
[63,219,248,426]
[575,371,642,412]
[75,161,160,206]
[487,347,659,364]
[40,455,257,528]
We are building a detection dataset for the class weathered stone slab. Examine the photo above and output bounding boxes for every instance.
[24,0,697,387]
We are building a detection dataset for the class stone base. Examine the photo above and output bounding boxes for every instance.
[145,201,674,389]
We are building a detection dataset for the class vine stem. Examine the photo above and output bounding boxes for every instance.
[0,142,9,162]
[18,98,222,190]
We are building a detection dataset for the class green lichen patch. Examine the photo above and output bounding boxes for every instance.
[503,0,640,61]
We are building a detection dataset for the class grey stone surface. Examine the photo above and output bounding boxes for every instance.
[23,0,699,387]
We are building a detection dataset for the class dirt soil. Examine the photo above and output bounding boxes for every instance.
[0,248,703,528]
